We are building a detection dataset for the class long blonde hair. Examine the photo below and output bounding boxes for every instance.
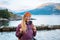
[20,12,31,32]
[21,16,27,32]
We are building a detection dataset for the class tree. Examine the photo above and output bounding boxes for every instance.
[0,9,13,26]
[0,9,10,19]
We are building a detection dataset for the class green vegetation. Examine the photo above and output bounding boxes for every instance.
[0,9,13,19]
[0,9,13,26]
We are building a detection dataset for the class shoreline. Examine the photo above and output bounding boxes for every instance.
[0,25,60,32]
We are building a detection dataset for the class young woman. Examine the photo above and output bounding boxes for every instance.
[16,12,37,40]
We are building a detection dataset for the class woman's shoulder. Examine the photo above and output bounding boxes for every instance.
[18,24,21,26]
[17,24,21,28]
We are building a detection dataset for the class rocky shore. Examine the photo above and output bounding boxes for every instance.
[0,25,60,32]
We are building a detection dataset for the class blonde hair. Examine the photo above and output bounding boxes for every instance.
[20,12,31,32]
[21,15,27,32]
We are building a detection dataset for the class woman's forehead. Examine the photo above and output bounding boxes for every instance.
[25,16,31,17]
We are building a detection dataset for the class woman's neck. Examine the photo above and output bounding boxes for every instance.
[26,21,30,25]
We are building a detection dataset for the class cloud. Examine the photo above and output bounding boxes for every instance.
[0,0,60,12]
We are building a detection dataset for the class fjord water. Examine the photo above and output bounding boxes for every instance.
[9,15,60,27]
[0,29,60,40]
[0,15,60,40]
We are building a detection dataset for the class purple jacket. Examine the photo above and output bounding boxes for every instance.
[16,21,36,40]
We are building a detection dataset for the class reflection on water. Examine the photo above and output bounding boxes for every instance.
[0,29,60,40]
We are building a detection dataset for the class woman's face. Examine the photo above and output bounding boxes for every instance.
[25,16,31,22]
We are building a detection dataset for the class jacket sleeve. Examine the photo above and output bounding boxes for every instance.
[16,24,23,38]
[33,29,37,36]
[31,21,37,37]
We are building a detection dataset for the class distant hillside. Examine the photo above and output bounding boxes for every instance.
[0,8,22,21]
[16,3,60,15]
[9,13,22,21]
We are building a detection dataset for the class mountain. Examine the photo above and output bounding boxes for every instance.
[16,3,60,15]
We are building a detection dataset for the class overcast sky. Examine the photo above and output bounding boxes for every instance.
[0,0,60,12]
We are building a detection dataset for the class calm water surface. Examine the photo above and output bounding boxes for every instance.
[0,29,60,40]
[9,15,60,27]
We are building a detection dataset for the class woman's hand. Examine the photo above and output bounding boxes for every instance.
[33,27,37,36]
[33,27,37,32]
[20,28,27,34]
[19,28,23,33]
